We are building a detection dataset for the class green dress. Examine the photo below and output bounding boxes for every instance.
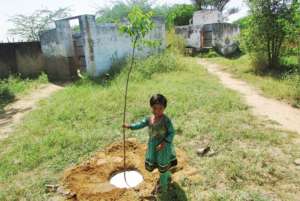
[130,114,177,173]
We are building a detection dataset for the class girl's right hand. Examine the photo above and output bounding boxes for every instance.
[122,123,130,129]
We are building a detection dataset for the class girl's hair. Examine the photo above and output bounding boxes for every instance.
[150,94,167,108]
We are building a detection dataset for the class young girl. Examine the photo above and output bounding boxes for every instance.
[123,94,177,193]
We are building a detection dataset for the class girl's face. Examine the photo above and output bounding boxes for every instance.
[151,104,165,117]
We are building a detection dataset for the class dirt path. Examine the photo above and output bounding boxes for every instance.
[0,83,63,140]
[198,59,300,134]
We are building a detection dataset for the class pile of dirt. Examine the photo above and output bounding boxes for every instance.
[62,138,199,201]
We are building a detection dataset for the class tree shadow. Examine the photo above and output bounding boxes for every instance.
[0,107,32,127]
[254,63,300,79]
[163,182,188,201]
[193,48,245,60]
[225,50,245,60]
[141,182,188,201]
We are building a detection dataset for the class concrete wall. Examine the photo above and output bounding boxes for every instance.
[82,16,165,76]
[176,10,226,50]
[77,15,95,76]
[203,23,240,55]
[175,21,240,55]
[40,15,166,79]
[0,42,43,79]
[40,19,78,81]
[175,25,202,49]
[192,10,223,26]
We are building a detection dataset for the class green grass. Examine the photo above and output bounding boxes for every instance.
[281,55,299,67]
[0,52,299,201]
[0,73,48,113]
[207,55,300,108]
[196,49,221,58]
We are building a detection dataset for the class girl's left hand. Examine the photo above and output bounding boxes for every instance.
[156,142,165,152]
[122,123,130,129]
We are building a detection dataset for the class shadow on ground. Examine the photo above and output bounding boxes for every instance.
[0,107,32,126]
[142,182,188,201]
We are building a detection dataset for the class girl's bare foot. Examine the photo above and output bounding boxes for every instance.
[151,180,161,195]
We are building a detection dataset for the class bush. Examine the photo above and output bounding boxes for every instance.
[283,72,300,107]
[197,50,220,58]
[76,50,183,85]
[234,16,251,30]
[0,81,15,113]
[250,53,269,74]
[132,51,182,79]
[166,4,196,28]
[166,29,186,55]
[108,51,183,82]
[0,86,15,104]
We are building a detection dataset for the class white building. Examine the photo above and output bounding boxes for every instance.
[192,10,223,26]
[175,10,240,56]
[40,15,165,79]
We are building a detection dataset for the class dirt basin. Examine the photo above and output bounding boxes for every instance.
[62,138,199,201]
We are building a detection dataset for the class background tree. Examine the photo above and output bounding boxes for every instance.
[242,0,299,72]
[166,4,197,27]
[96,0,154,23]
[286,0,300,67]
[8,8,70,41]
[190,0,239,21]
[191,0,230,11]
[96,0,197,29]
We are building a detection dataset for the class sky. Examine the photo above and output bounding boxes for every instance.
[0,0,248,41]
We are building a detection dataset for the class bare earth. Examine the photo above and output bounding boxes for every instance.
[0,83,63,140]
[198,59,300,135]
[62,138,197,201]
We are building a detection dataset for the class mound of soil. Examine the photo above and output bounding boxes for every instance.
[62,138,199,201]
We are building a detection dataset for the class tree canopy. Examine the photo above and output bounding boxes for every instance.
[241,0,299,71]
[96,0,153,23]
[8,8,70,41]
[166,4,197,27]
[95,1,197,29]
[191,0,230,11]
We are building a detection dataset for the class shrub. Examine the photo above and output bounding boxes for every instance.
[0,81,15,113]
[198,50,220,58]
[77,51,183,86]
[283,72,300,107]
[250,53,269,74]
[133,51,182,79]
[166,4,196,28]
[166,29,186,55]
[0,86,15,104]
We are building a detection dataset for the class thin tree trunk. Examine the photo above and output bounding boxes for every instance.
[274,34,284,69]
[122,37,138,183]
[267,37,271,68]
[270,33,278,69]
